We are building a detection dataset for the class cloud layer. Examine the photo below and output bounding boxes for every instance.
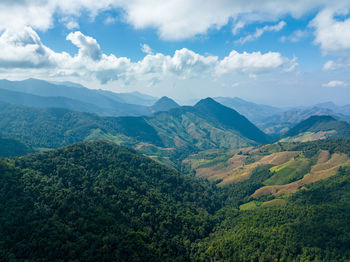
[0,0,349,46]
[0,28,297,85]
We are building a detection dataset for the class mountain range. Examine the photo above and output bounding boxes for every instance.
[0,97,269,170]
[2,78,350,260]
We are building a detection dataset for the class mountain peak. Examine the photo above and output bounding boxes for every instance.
[194,97,220,107]
[151,96,180,112]
[194,97,269,144]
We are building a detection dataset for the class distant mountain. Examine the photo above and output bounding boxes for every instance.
[150,96,180,113]
[257,107,350,135]
[214,97,282,123]
[314,101,350,116]
[0,78,154,116]
[0,88,107,115]
[281,115,350,142]
[0,98,269,166]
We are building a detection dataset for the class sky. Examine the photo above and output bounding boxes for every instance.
[0,1,350,106]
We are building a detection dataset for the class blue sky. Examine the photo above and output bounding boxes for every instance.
[0,1,350,106]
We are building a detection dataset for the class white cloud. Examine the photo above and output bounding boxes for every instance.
[322,59,350,70]
[0,0,349,42]
[232,21,245,35]
[0,28,296,85]
[104,16,117,25]
[141,44,153,55]
[322,80,348,88]
[280,29,309,43]
[310,8,350,53]
[216,50,294,75]
[66,31,102,61]
[236,21,286,44]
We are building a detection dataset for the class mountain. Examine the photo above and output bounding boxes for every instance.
[282,115,350,141]
[0,78,153,116]
[0,102,162,149]
[0,99,268,168]
[150,96,180,112]
[194,98,269,143]
[214,97,282,123]
[0,88,108,115]
[0,141,224,261]
[256,106,349,135]
[315,101,350,116]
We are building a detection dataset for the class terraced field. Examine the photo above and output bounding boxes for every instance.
[252,151,350,198]
[196,150,301,185]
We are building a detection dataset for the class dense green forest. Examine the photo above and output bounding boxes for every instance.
[0,141,224,261]
[1,140,350,261]
[0,136,33,157]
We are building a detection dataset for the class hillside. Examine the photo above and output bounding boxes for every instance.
[214,97,282,123]
[0,102,162,149]
[1,140,350,261]
[0,99,268,168]
[0,141,224,261]
[194,98,269,143]
[0,136,33,157]
[281,115,350,142]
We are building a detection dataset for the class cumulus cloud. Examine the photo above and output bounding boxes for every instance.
[0,0,349,42]
[215,50,295,75]
[236,21,286,44]
[66,31,102,61]
[310,8,350,53]
[0,28,296,85]
[322,80,348,88]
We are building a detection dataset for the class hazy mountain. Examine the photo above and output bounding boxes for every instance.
[150,96,180,112]
[314,101,350,116]
[0,78,154,116]
[257,107,349,135]
[0,88,108,115]
[214,97,282,123]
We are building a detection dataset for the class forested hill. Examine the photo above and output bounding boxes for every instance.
[194,98,269,143]
[285,115,350,138]
[1,140,350,260]
[0,141,224,261]
[0,99,268,155]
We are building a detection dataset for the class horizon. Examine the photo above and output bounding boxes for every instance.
[1,77,348,108]
[0,1,350,107]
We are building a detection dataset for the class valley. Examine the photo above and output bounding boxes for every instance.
[1,79,350,261]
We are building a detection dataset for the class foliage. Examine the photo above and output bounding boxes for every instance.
[0,137,33,157]
[0,141,224,261]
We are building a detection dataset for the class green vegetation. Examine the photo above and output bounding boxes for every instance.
[0,137,33,157]
[0,141,224,261]
[2,140,350,260]
[264,154,313,185]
